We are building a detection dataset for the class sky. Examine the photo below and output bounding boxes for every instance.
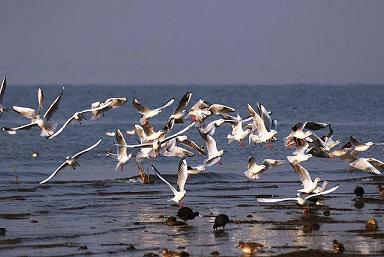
[0,0,383,85]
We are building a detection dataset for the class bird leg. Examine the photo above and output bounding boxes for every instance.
[239,140,245,148]
[267,142,273,149]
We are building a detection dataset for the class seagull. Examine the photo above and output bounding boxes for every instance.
[313,180,329,193]
[90,97,127,120]
[198,119,228,136]
[225,114,252,146]
[0,72,8,117]
[285,121,328,146]
[162,138,194,158]
[287,139,312,164]
[186,163,208,174]
[349,158,383,175]
[187,99,211,123]
[244,156,266,180]
[320,124,341,149]
[289,162,321,193]
[257,185,339,205]
[349,136,384,153]
[4,86,64,137]
[132,97,174,124]
[168,92,192,123]
[247,104,277,145]
[152,160,189,204]
[200,131,223,167]
[107,129,132,172]
[117,122,196,158]
[188,100,235,123]
[39,138,102,184]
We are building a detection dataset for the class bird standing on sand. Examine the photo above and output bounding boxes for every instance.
[213,214,230,230]
[177,207,200,225]
[332,240,345,253]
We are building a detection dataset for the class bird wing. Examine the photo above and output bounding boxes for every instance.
[290,162,312,188]
[13,106,37,120]
[367,158,384,170]
[104,97,127,108]
[173,92,192,115]
[177,159,189,191]
[248,156,257,171]
[257,103,273,131]
[190,99,209,110]
[263,159,285,167]
[257,197,298,203]
[204,134,219,154]
[160,121,195,144]
[72,138,102,159]
[158,98,175,111]
[47,115,76,140]
[3,122,37,131]
[247,104,268,134]
[115,129,128,158]
[132,98,151,114]
[208,104,235,115]
[0,72,7,104]
[152,165,178,195]
[39,161,68,184]
[304,185,339,200]
[303,121,328,131]
[37,88,44,114]
[177,138,206,155]
[142,121,157,136]
[44,86,64,121]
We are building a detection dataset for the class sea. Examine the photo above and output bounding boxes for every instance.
[0,85,383,256]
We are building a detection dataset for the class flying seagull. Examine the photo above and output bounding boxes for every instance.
[39,138,102,184]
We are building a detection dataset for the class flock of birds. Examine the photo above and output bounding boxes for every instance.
[1,73,384,255]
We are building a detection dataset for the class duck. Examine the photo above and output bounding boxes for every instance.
[213,214,230,230]
[237,241,263,254]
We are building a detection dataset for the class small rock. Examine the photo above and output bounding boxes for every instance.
[158,215,165,218]
[78,245,88,250]
[247,214,252,218]
[134,222,141,225]
[177,246,186,250]
[366,217,379,231]
[323,210,330,217]
[127,244,135,250]
[31,219,39,223]
[180,251,190,257]
[0,228,6,236]
[211,250,220,256]
[143,252,159,257]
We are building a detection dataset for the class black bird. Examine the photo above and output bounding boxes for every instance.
[213,214,230,230]
[177,207,200,225]
[354,186,365,198]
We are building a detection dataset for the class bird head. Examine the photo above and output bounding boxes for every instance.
[314,178,321,183]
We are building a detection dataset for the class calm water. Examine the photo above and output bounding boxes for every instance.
[0,85,383,256]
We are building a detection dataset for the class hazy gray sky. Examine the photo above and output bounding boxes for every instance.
[1,0,383,85]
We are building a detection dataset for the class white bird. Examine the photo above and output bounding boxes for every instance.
[313,181,329,193]
[90,97,127,120]
[200,131,224,167]
[247,104,277,145]
[0,72,8,117]
[132,97,174,124]
[289,162,321,193]
[152,159,189,204]
[187,99,211,123]
[107,129,132,172]
[349,158,383,175]
[244,156,266,180]
[349,136,384,153]
[287,139,312,164]
[257,185,339,206]
[4,86,64,137]
[39,138,102,184]
[169,92,192,123]
[225,114,252,146]
[186,163,208,174]
[118,122,196,159]
[198,119,227,136]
